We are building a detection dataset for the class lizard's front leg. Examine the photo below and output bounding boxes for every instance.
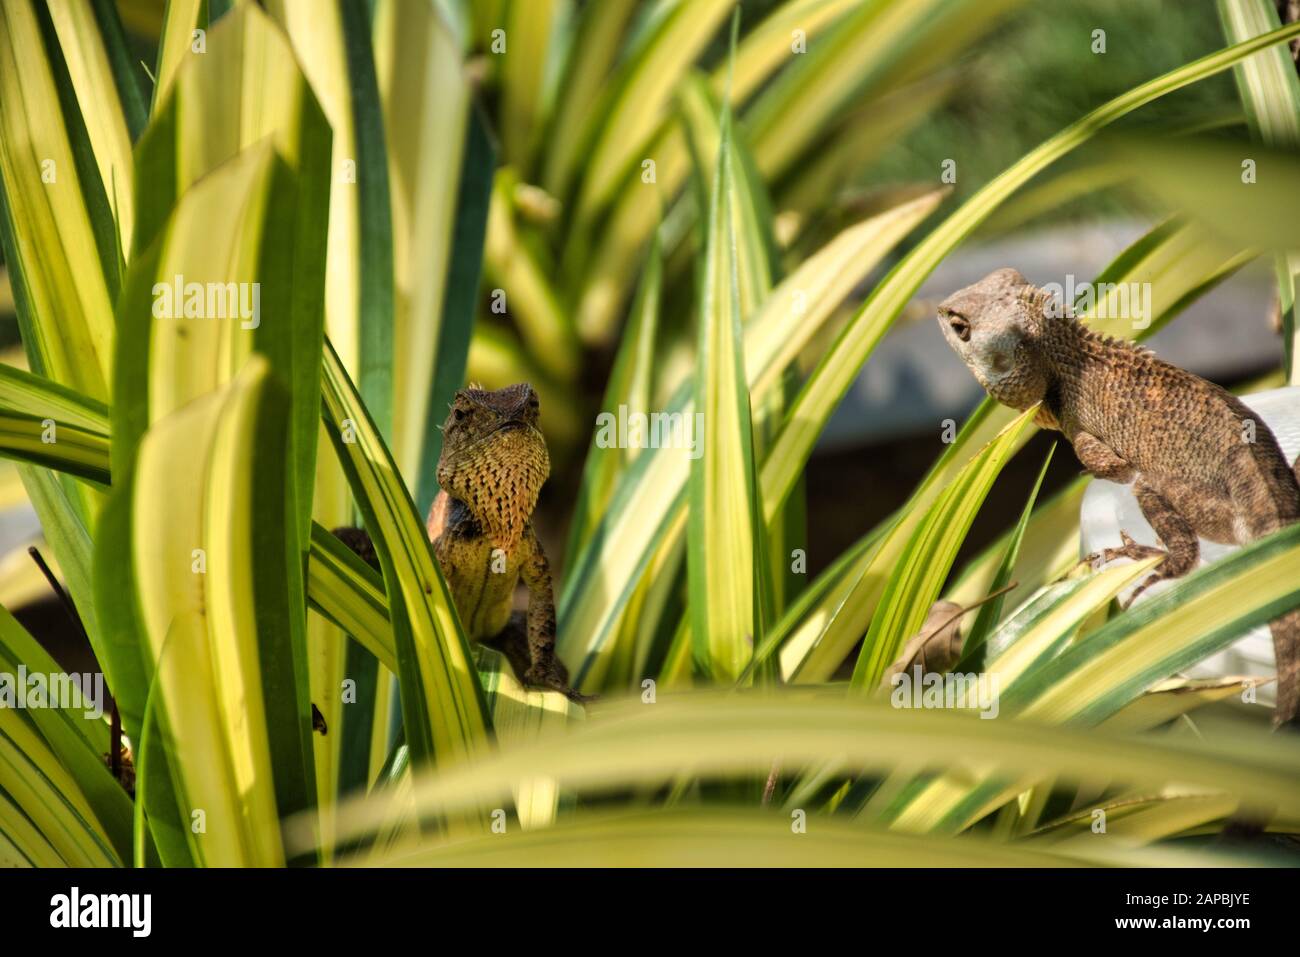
[1073,431,1136,484]
[519,527,591,702]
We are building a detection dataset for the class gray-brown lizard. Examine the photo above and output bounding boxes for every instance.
[337,383,584,701]
[938,267,1300,727]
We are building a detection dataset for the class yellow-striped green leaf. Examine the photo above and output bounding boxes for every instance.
[129,2,331,550]
[1219,0,1300,382]
[569,0,1000,341]
[498,0,559,168]
[566,232,663,561]
[0,363,110,483]
[961,445,1056,665]
[265,0,396,807]
[688,76,763,681]
[1014,525,1300,724]
[373,0,492,493]
[483,170,579,383]
[0,412,109,485]
[981,560,1158,692]
[848,407,1039,689]
[572,0,733,224]
[559,193,942,684]
[305,690,1300,853]
[152,0,204,109]
[363,807,1093,868]
[0,0,118,402]
[1219,0,1300,146]
[1029,788,1245,850]
[746,520,886,681]
[411,105,496,517]
[713,0,862,108]
[264,0,393,438]
[45,0,141,249]
[777,77,957,227]
[306,521,394,671]
[884,524,1300,833]
[678,71,778,319]
[320,338,491,771]
[0,707,119,866]
[110,356,300,865]
[0,603,129,863]
[540,0,637,197]
[946,477,1088,620]
[105,6,332,847]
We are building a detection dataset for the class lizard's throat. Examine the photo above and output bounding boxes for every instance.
[439,435,550,548]
[982,374,1039,412]
[466,481,540,548]
[973,333,1058,412]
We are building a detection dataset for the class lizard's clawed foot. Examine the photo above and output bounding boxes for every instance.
[523,665,597,705]
[1083,531,1169,610]
[1086,530,1166,570]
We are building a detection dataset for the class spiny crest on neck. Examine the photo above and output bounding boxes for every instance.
[1021,282,1153,358]
[1016,283,1056,315]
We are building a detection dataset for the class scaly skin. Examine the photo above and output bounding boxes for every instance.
[938,267,1300,728]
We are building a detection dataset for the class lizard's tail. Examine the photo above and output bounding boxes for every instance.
[1270,608,1300,729]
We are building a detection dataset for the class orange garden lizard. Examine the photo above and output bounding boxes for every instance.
[338,383,585,702]
[938,268,1300,728]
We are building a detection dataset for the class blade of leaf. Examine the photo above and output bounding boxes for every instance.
[540,0,637,198]
[0,0,118,402]
[688,55,762,682]
[572,0,734,224]
[0,604,129,862]
[414,105,495,516]
[848,407,1039,689]
[319,337,492,772]
[499,0,558,168]
[566,231,663,562]
[559,193,943,682]
[124,357,299,865]
[302,690,1300,852]
[961,443,1057,667]
[885,525,1300,833]
[1218,0,1300,381]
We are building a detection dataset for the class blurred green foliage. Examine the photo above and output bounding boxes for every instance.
[866,0,1240,215]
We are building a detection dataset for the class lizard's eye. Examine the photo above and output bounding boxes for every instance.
[948,314,971,342]
[453,407,466,422]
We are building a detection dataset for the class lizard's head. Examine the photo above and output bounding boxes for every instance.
[937,267,1051,410]
[437,383,550,543]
